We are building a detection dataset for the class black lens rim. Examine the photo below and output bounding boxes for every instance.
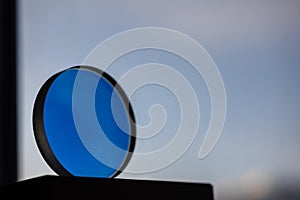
[32,65,136,178]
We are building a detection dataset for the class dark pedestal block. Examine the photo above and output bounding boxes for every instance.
[0,175,214,199]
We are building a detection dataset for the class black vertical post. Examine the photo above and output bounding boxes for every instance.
[0,0,18,185]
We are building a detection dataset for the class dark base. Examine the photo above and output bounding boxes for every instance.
[0,175,214,199]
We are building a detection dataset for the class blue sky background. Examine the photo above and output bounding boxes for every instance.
[17,1,300,199]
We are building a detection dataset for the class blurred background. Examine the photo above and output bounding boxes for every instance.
[1,0,300,200]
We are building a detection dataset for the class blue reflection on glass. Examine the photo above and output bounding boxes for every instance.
[43,68,132,177]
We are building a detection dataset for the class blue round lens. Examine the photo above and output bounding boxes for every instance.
[33,66,136,178]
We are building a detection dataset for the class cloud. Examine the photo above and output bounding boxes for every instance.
[215,167,300,200]
[215,168,274,200]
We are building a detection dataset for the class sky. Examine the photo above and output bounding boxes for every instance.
[17,1,300,199]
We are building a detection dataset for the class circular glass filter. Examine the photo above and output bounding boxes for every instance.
[32,66,136,178]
